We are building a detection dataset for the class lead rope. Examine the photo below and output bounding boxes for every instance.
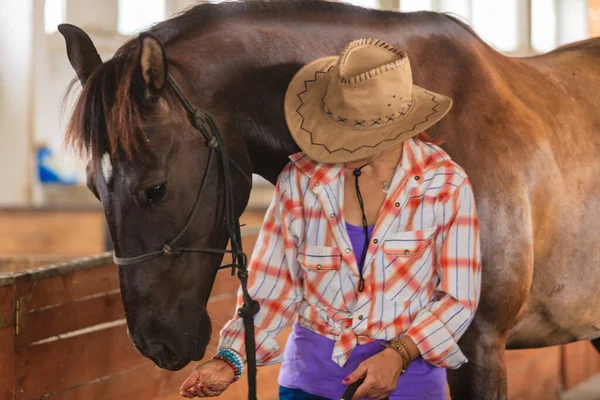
[352,163,371,292]
[205,113,260,400]
[169,75,260,400]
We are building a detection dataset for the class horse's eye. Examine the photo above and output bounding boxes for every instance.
[145,182,167,205]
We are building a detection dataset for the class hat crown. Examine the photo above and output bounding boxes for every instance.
[323,39,414,125]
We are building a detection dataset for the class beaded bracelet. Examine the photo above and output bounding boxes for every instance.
[216,349,244,378]
[397,339,414,362]
[213,349,245,382]
[380,341,409,373]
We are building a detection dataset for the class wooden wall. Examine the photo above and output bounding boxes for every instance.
[0,208,106,277]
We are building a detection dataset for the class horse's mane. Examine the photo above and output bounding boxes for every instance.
[64,0,465,164]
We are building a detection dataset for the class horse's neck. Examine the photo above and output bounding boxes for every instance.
[174,8,489,184]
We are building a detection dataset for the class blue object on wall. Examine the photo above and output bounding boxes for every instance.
[36,146,78,185]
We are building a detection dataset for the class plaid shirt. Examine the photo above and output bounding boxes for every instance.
[219,138,481,369]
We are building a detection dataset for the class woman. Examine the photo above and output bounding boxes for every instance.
[181,38,481,400]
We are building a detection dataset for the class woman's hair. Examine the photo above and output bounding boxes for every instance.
[415,131,444,146]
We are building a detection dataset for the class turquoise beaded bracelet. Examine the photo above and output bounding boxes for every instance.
[214,349,244,382]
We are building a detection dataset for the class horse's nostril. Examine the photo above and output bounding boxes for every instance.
[147,341,179,365]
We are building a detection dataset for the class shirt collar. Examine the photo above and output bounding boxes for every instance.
[289,138,451,188]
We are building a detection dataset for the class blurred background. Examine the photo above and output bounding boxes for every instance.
[0,1,599,399]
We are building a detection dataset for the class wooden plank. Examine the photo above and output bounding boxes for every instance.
[0,254,72,275]
[506,347,561,400]
[562,341,600,390]
[49,363,186,400]
[509,377,561,400]
[0,284,16,400]
[25,263,119,310]
[15,322,145,399]
[17,290,124,346]
[0,210,104,256]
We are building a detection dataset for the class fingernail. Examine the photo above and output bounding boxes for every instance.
[343,377,349,382]
[207,385,214,390]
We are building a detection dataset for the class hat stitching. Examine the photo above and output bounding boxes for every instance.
[294,66,443,155]
[337,38,407,86]
[321,99,414,127]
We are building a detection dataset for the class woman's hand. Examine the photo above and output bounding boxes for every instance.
[180,359,235,398]
[343,347,405,400]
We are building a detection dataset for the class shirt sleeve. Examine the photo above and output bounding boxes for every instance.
[405,178,481,369]
[218,170,303,366]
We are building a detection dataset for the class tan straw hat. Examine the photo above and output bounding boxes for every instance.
[284,38,453,163]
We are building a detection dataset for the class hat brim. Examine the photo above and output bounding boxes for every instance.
[284,56,453,164]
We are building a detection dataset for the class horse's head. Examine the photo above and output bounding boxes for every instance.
[59,25,251,370]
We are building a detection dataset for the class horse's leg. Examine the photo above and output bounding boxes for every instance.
[592,338,600,353]
[447,318,508,400]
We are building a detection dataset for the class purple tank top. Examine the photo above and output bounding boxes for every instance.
[278,222,446,399]
[345,222,374,273]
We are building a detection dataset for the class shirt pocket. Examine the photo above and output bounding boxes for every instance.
[381,227,437,302]
[297,244,342,307]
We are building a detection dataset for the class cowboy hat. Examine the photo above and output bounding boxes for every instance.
[284,38,453,163]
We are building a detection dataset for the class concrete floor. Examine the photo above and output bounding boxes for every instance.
[562,374,600,400]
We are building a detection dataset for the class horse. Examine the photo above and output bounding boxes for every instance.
[58,1,600,398]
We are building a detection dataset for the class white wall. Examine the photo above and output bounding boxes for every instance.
[0,1,34,205]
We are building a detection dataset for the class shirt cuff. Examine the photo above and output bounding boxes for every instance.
[405,308,468,369]
[218,319,283,366]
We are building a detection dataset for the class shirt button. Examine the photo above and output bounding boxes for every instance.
[394,202,400,207]
[345,248,352,253]
[404,249,410,255]
[373,239,379,244]
[414,176,421,181]
[358,315,364,320]
[329,213,335,218]
[316,264,322,270]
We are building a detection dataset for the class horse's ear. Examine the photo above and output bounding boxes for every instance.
[58,24,102,85]
[138,33,167,100]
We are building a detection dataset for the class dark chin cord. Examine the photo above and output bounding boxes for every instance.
[352,163,372,293]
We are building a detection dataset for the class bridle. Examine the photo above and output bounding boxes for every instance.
[113,74,260,400]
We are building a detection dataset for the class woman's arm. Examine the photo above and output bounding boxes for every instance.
[218,169,304,365]
[404,178,481,369]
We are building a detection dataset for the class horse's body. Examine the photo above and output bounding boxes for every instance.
[59,2,600,399]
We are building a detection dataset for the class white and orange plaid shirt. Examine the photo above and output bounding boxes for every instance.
[219,138,481,369]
